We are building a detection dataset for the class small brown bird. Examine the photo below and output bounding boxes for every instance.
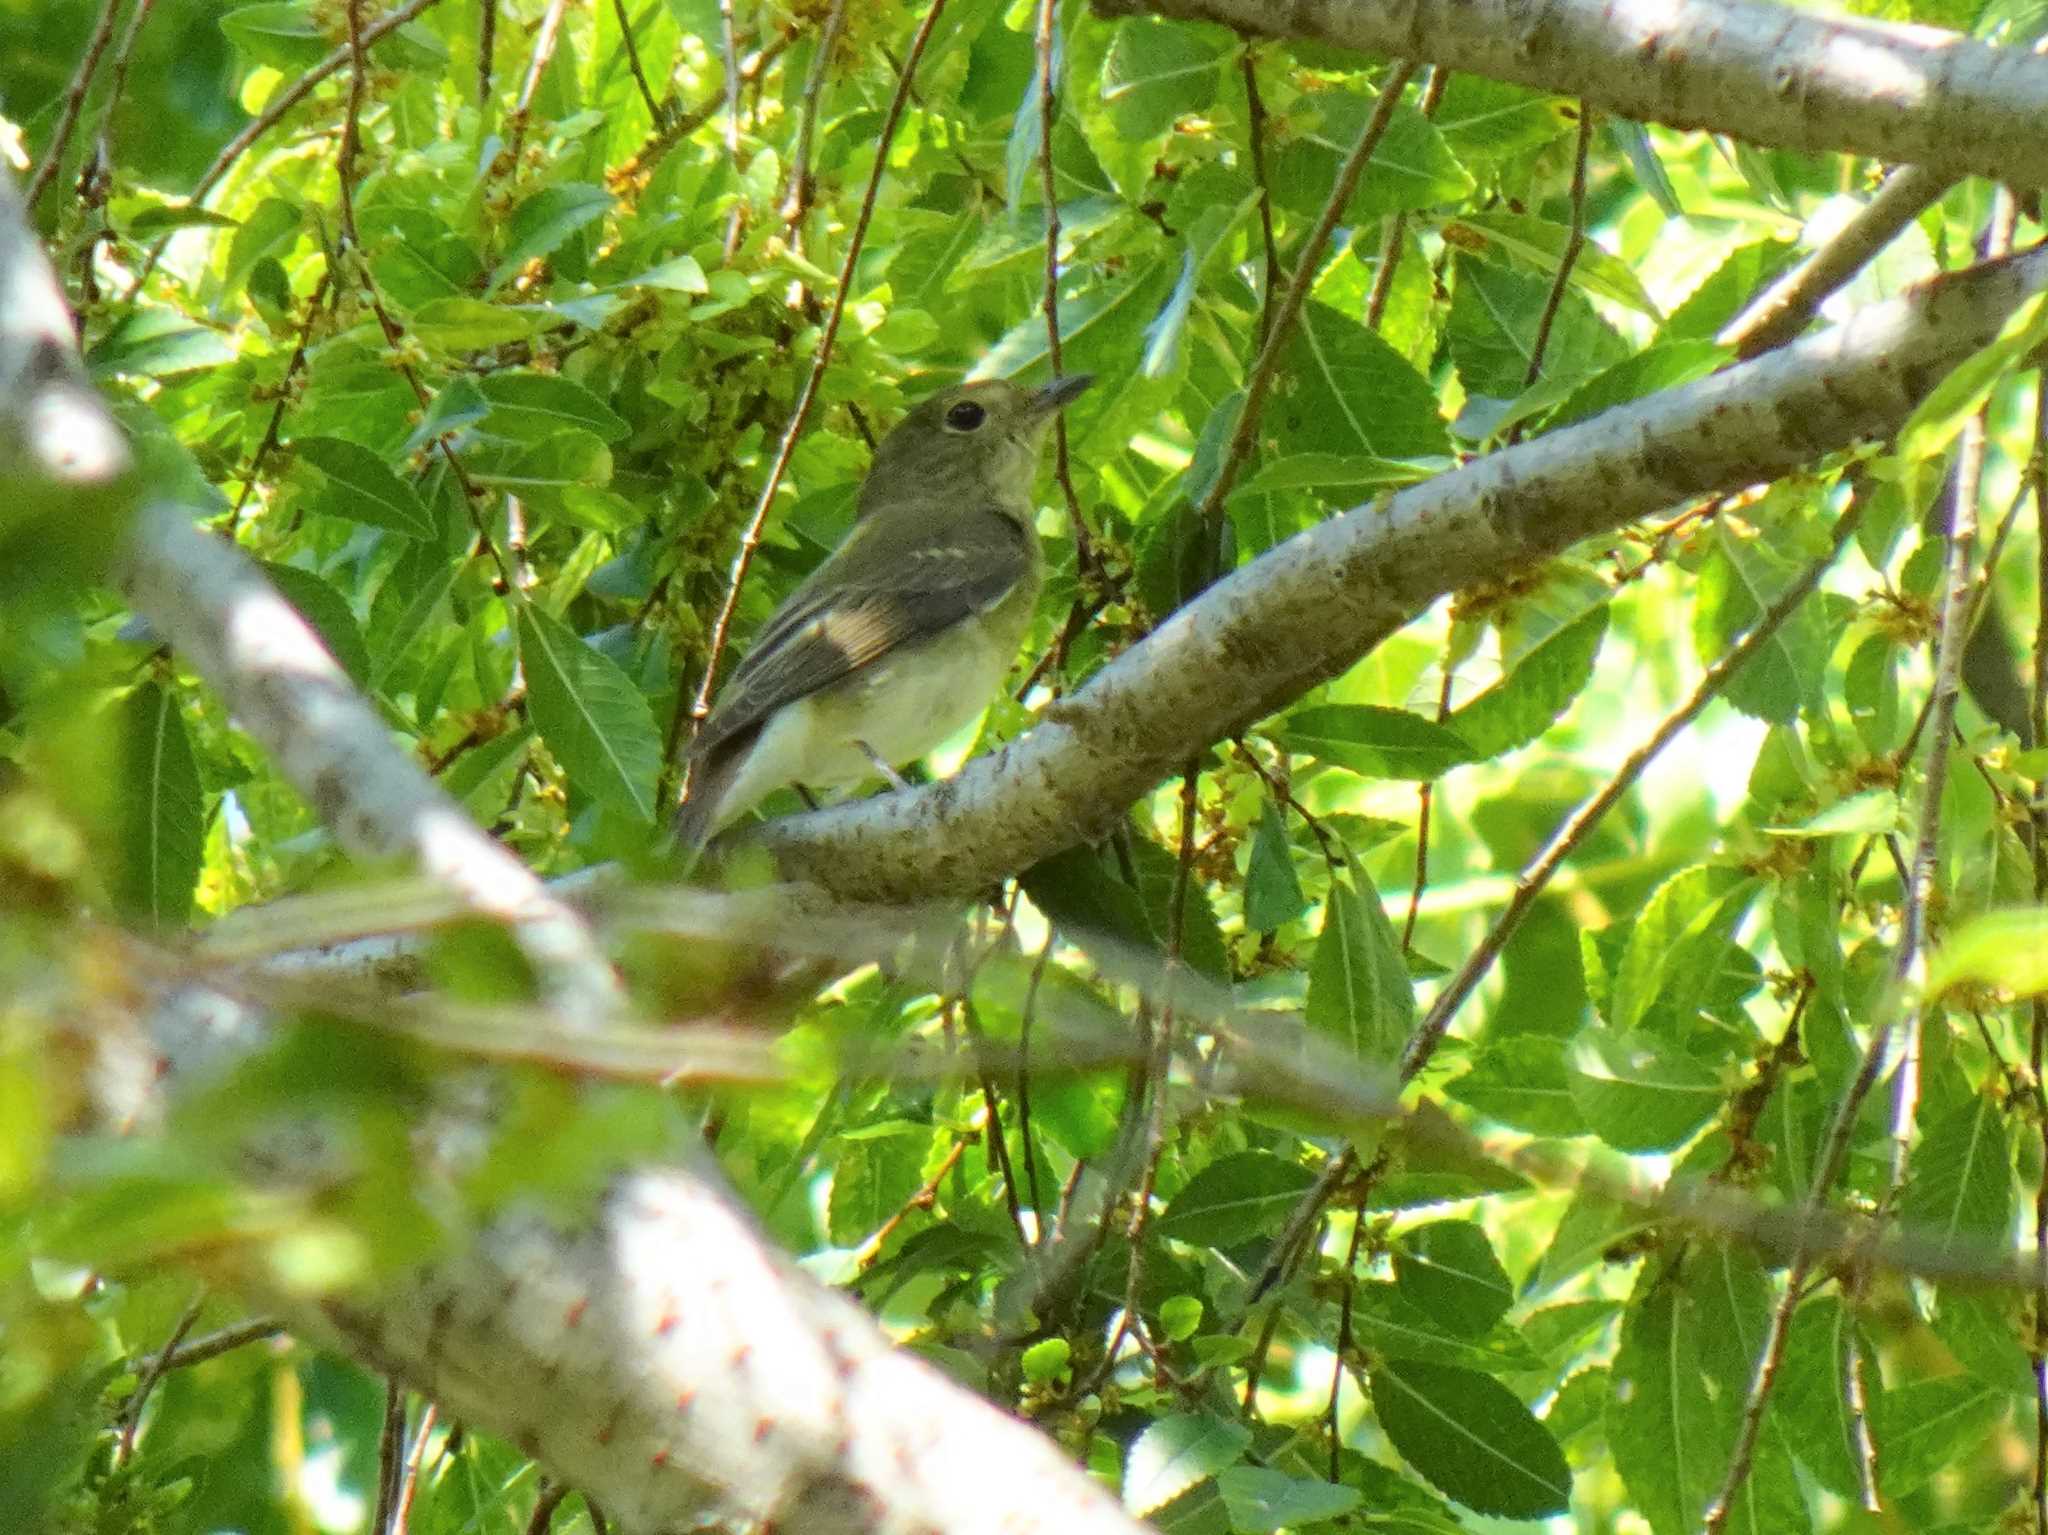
[674,374,1093,849]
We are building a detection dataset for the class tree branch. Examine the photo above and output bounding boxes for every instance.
[757,246,2048,900]
[1090,0,2048,190]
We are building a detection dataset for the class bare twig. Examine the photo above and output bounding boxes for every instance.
[1705,260,2000,1515]
[371,1383,407,1535]
[609,0,665,125]
[1035,0,1094,571]
[524,1481,572,1535]
[82,0,157,193]
[1193,61,1418,528]
[678,1,953,797]
[1400,499,1866,1085]
[1240,49,1280,344]
[391,1401,438,1533]
[781,0,851,246]
[113,1288,204,1464]
[507,0,571,171]
[1520,104,1595,388]
[718,0,746,259]
[2032,370,2048,1535]
[1723,164,1959,358]
[336,0,373,247]
[141,1315,285,1373]
[478,0,496,105]
[190,0,447,210]
[24,0,126,211]
[1364,69,1448,334]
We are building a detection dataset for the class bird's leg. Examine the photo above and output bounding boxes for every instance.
[794,783,822,811]
[854,739,914,792]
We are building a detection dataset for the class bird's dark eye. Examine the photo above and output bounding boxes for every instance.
[944,400,987,431]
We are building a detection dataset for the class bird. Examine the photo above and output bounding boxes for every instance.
[673,372,1094,851]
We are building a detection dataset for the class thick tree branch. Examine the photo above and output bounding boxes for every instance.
[757,247,2048,899]
[1090,0,2048,191]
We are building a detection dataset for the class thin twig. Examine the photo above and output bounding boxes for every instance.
[477,0,496,105]
[191,0,446,210]
[781,0,851,247]
[1239,49,1280,345]
[2031,368,2048,1535]
[1016,926,1054,1224]
[506,0,571,172]
[1723,164,1958,358]
[1194,60,1418,529]
[139,1315,285,1374]
[391,1401,438,1533]
[609,0,665,124]
[1363,68,1447,333]
[336,0,372,247]
[1327,1212,1368,1479]
[24,0,126,211]
[1401,660,1455,950]
[225,269,336,538]
[114,1288,205,1464]
[1705,331,1994,1523]
[1035,0,1094,572]
[678,0,952,798]
[718,0,746,260]
[371,1382,407,1535]
[1400,500,1866,1085]
[1520,103,1594,389]
[524,1481,571,1535]
[82,0,157,188]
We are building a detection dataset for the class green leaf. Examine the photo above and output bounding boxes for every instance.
[1123,1413,1251,1517]
[1445,1036,1588,1135]
[1305,873,1413,1067]
[1272,704,1472,780]
[1239,452,1443,497]
[1243,798,1308,931]
[1445,605,1606,757]
[1776,1296,1865,1497]
[488,183,614,293]
[1020,1337,1071,1384]
[517,605,661,823]
[1898,1093,2013,1261]
[1369,1358,1570,1519]
[1276,301,1452,461]
[408,297,544,349]
[1930,907,2048,998]
[1140,248,1198,379]
[622,253,709,293]
[1394,1221,1513,1336]
[1568,1028,1722,1152]
[1661,239,1801,343]
[1607,864,1760,1036]
[1155,1152,1315,1248]
[1694,521,1828,723]
[1610,1270,1725,1535]
[1761,788,1901,839]
[1269,90,1474,222]
[291,436,435,538]
[261,562,371,687]
[1445,210,1660,318]
[1447,254,1626,400]
[219,2,330,69]
[1432,77,1573,165]
[1876,1374,2005,1499]
[84,309,237,378]
[476,372,631,444]
[112,683,202,929]
[1214,1467,1362,1533]
[1099,17,1227,140]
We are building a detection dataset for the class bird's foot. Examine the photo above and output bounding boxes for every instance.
[854,740,914,792]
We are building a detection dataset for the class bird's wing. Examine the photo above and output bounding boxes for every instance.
[692,507,1033,760]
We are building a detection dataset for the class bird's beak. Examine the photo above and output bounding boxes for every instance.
[1029,373,1095,414]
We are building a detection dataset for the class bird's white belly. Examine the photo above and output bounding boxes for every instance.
[719,621,1014,819]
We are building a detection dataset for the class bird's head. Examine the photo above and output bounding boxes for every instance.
[858,374,1093,516]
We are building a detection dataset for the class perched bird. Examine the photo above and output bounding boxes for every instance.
[674,373,1093,850]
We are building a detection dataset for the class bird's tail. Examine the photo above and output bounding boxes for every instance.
[670,742,738,855]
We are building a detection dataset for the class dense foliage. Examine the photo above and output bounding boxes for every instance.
[6,0,2048,1531]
